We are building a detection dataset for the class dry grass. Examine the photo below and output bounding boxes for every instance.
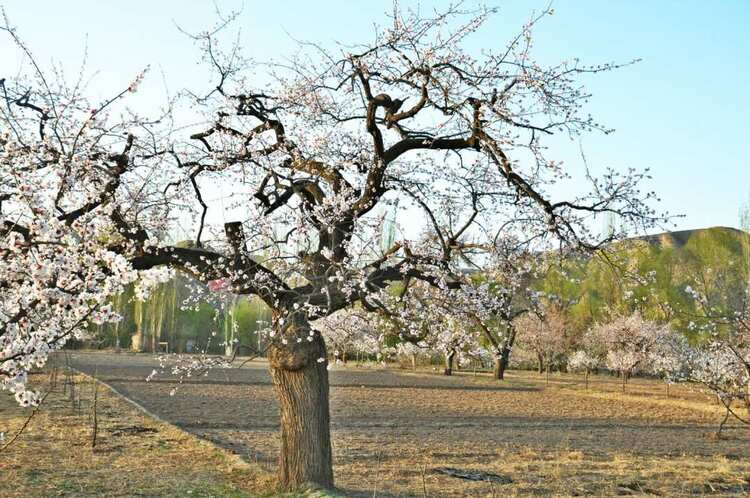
[46,353,750,497]
[323,368,750,497]
[0,369,339,497]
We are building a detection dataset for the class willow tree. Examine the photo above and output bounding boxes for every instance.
[0,5,662,490]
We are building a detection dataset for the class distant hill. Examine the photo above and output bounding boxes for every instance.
[630,226,750,250]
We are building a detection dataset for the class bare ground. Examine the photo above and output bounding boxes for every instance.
[59,351,750,497]
[0,370,276,498]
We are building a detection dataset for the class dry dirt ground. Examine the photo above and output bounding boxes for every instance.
[0,371,278,498]
[59,351,750,497]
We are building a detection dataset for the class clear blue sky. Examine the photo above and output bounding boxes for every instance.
[2,1,748,234]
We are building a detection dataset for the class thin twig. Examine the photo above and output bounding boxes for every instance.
[91,369,99,448]
[0,389,51,452]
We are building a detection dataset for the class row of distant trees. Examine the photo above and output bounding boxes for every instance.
[84,227,748,373]
[319,227,748,369]
[310,227,750,433]
[86,273,271,355]
[511,227,750,375]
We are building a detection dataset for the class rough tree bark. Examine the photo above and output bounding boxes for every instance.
[493,358,503,379]
[267,318,333,490]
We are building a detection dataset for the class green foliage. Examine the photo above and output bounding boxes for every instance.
[534,227,750,344]
[231,297,273,353]
[87,273,272,354]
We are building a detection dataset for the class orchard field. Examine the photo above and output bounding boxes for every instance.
[6,351,737,497]
[3,1,750,496]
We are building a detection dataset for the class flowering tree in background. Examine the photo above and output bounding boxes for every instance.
[589,312,669,392]
[684,345,750,434]
[567,350,600,389]
[315,308,381,363]
[432,314,473,376]
[367,240,537,378]
[516,304,569,379]
[649,322,749,434]
[669,281,750,433]
[460,238,537,380]
[0,4,663,488]
[456,280,521,379]
[367,279,480,375]
[390,341,425,370]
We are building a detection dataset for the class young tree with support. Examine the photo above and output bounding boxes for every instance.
[568,350,600,389]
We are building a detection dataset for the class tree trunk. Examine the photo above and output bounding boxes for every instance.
[537,353,544,374]
[493,348,511,380]
[493,357,503,380]
[268,319,333,490]
[584,369,589,390]
[444,350,455,376]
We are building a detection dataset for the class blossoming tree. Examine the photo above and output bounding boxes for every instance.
[451,247,535,381]
[516,303,569,378]
[369,279,484,376]
[315,307,381,363]
[567,350,600,389]
[0,5,663,488]
[669,280,750,433]
[589,311,669,392]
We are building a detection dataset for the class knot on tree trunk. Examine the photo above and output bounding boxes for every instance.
[268,314,326,372]
[269,335,325,371]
